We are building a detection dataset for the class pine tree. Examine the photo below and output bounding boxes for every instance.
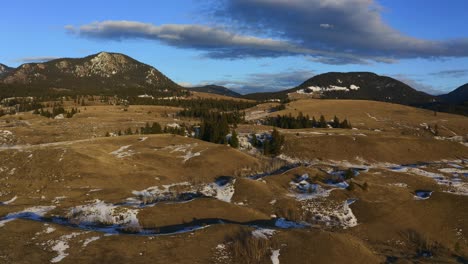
[251,133,259,147]
[340,119,352,129]
[126,127,133,135]
[269,128,285,155]
[151,122,162,134]
[319,115,327,128]
[229,130,239,148]
[333,116,340,128]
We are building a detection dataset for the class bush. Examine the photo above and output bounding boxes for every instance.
[344,169,354,180]
[227,228,275,264]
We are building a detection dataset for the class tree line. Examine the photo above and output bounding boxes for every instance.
[33,105,79,118]
[265,112,352,129]
[128,97,257,111]
[106,122,187,137]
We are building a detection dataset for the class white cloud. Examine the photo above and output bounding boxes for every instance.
[15,56,59,63]
[319,24,334,29]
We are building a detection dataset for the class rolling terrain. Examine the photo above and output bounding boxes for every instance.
[0,52,467,264]
[0,96,467,264]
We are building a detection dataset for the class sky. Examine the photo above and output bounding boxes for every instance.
[1,0,467,95]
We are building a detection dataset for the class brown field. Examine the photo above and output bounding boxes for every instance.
[0,98,467,263]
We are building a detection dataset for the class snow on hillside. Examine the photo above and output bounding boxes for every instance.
[296,84,360,94]
[128,179,236,206]
[67,200,140,230]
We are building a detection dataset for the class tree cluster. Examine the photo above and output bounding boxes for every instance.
[265,112,352,129]
[198,113,230,144]
[128,97,256,111]
[107,122,187,137]
[250,129,285,156]
[33,105,79,118]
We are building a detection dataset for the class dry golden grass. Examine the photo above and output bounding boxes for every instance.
[0,99,467,263]
[273,98,468,136]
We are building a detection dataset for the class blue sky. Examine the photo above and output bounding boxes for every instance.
[1,0,467,94]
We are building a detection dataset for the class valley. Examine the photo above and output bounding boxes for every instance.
[0,90,467,263]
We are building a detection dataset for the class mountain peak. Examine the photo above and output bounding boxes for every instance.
[290,72,434,105]
[0,52,180,95]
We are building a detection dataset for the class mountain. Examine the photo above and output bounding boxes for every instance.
[438,83,468,104]
[244,72,436,105]
[0,64,13,78]
[0,52,181,96]
[190,85,242,98]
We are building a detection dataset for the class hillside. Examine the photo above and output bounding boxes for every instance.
[245,72,436,106]
[1,98,467,263]
[438,83,468,104]
[0,64,12,78]
[190,85,242,98]
[0,52,181,97]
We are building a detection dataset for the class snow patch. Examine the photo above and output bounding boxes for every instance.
[298,84,360,94]
[0,206,56,227]
[82,236,100,247]
[159,143,202,163]
[271,249,281,264]
[49,232,82,263]
[129,179,236,206]
[252,228,276,239]
[301,201,358,229]
[110,145,134,158]
[67,200,140,231]
[289,174,333,200]
[388,183,408,188]
[0,196,17,205]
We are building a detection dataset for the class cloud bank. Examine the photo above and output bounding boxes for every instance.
[66,0,468,65]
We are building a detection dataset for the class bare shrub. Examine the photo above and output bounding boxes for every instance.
[227,228,276,264]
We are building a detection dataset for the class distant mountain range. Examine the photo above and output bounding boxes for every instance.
[0,52,181,96]
[189,85,242,98]
[0,52,466,115]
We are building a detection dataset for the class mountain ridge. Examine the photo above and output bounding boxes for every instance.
[438,83,468,104]
[244,72,437,106]
[0,52,181,96]
[189,85,242,98]
[0,63,13,78]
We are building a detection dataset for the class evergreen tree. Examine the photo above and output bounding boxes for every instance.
[269,128,285,155]
[340,119,352,129]
[229,130,239,148]
[332,116,340,128]
[319,115,327,128]
[251,133,259,147]
[151,122,162,134]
